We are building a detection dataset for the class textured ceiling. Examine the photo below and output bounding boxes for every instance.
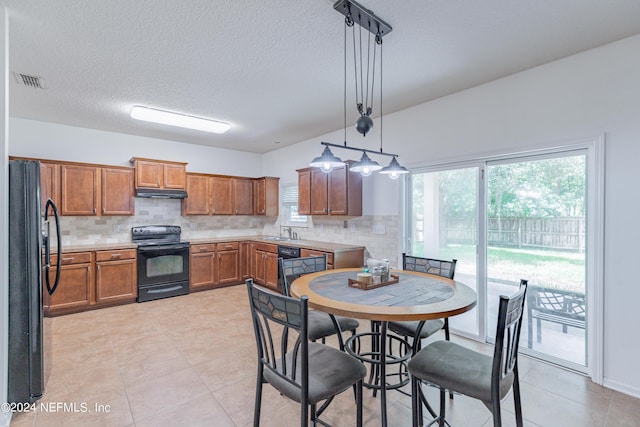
[5,0,640,153]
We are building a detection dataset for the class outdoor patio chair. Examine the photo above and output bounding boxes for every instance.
[408,279,528,427]
[246,279,366,426]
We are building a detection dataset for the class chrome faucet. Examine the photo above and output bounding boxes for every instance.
[284,226,292,239]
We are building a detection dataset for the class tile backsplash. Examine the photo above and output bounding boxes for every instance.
[263,215,401,268]
[59,198,401,267]
[60,198,269,246]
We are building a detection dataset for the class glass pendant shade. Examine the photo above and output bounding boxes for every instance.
[350,152,382,176]
[379,156,409,179]
[310,146,345,173]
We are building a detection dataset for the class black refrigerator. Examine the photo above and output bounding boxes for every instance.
[7,160,61,404]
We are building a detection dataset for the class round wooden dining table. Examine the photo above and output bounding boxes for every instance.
[290,268,477,427]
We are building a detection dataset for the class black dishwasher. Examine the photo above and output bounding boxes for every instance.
[277,245,301,292]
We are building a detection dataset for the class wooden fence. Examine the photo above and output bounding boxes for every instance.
[444,216,585,252]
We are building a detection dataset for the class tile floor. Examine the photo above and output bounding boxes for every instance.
[9,284,640,427]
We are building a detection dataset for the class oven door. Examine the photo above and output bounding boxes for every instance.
[137,244,190,288]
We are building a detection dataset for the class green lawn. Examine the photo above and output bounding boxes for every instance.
[414,243,585,292]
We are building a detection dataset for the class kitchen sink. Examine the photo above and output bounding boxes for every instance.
[263,236,292,241]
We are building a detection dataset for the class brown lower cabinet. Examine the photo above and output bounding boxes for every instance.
[253,242,279,291]
[190,243,217,291]
[189,242,241,291]
[45,240,364,316]
[95,249,137,304]
[44,249,137,316]
[44,252,93,315]
[217,242,240,286]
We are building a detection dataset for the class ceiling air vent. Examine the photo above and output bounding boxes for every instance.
[13,73,46,89]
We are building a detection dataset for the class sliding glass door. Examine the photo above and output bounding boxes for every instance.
[405,150,589,370]
[486,153,587,367]
[406,165,481,337]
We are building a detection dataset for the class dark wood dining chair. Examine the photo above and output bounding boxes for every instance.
[246,279,366,426]
[408,280,528,427]
[280,256,359,344]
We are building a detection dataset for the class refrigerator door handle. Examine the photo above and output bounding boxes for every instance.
[44,198,62,296]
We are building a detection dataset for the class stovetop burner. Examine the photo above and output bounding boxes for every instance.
[131,225,188,246]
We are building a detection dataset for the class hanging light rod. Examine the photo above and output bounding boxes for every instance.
[333,0,393,38]
[320,141,398,158]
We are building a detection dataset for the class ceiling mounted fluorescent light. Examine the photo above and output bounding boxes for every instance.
[130,106,231,134]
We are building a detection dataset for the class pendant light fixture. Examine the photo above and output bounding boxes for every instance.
[379,156,409,179]
[350,152,382,176]
[309,146,344,173]
[309,0,409,179]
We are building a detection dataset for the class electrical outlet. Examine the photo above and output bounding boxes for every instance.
[350,224,356,232]
[372,224,386,235]
[113,224,121,233]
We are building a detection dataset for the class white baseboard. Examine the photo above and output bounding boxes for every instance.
[1,411,12,427]
[603,377,640,399]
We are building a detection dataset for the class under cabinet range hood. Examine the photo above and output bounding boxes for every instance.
[135,188,188,199]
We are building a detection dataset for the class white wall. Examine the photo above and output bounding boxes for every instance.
[9,118,263,176]
[1,8,9,426]
[266,34,640,397]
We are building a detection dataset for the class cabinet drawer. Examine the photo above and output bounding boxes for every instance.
[191,243,216,253]
[300,249,333,265]
[52,252,92,265]
[217,242,239,251]
[95,248,136,262]
[255,242,278,253]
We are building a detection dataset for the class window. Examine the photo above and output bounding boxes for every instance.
[281,184,308,227]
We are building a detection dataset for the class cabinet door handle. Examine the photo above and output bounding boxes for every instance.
[225,245,233,250]
[102,208,105,214]
[62,257,74,262]
[199,247,207,252]
[110,253,121,259]
[94,208,97,214]
[97,265,101,271]
[235,209,238,214]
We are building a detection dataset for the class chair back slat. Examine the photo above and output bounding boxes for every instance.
[402,253,457,279]
[247,279,309,391]
[280,255,327,296]
[492,279,528,386]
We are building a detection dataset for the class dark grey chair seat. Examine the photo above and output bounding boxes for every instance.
[388,319,445,340]
[408,340,513,403]
[246,279,365,426]
[408,280,528,427]
[308,311,360,342]
[264,342,367,405]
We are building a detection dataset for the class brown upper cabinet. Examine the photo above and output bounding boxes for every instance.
[233,178,254,215]
[59,164,134,216]
[60,164,100,216]
[129,158,187,190]
[297,163,362,216]
[183,173,279,216]
[40,162,60,215]
[298,169,311,215]
[183,174,211,215]
[211,176,234,215]
[101,168,135,215]
[254,177,280,216]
